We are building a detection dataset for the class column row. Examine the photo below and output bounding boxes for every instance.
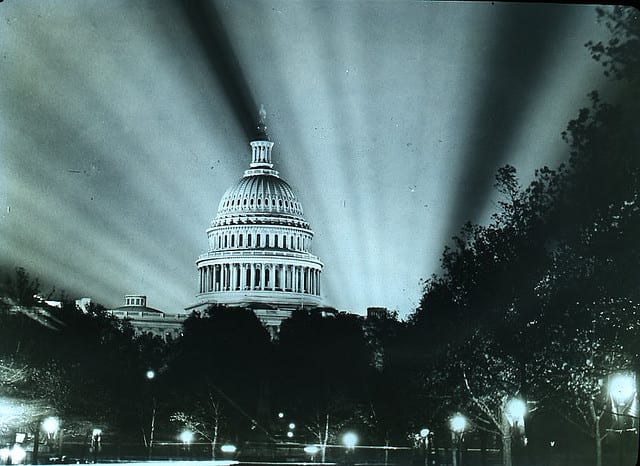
[199,263,320,295]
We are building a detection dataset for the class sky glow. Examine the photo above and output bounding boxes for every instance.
[0,1,614,316]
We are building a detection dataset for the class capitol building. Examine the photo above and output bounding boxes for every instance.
[185,113,324,335]
[107,116,325,338]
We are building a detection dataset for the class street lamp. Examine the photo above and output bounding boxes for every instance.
[418,428,431,466]
[608,372,637,466]
[502,398,527,466]
[506,399,526,428]
[42,417,59,438]
[145,369,157,459]
[180,430,194,458]
[91,428,102,463]
[179,430,194,444]
[304,445,319,461]
[342,432,358,450]
[449,414,467,466]
[342,432,358,466]
[220,444,237,457]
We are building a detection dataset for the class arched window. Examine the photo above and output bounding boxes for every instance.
[224,236,228,248]
[257,234,261,247]
[250,198,254,206]
[258,198,262,206]
[297,236,301,250]
[266,234,270,247]
[265,268,270,288]
[239,234,243,247]
[283,236,287,248]
[248,234,252,247]
[275,235,279,248]
[231,235,235,247]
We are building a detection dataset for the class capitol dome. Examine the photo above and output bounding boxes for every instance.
[189,126,323,324]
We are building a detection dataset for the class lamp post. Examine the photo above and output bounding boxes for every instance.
[342,432,358,466]
[43,417,60,458]
[608,372,637,466]
[180,430,193,459]
[449,414,467,466]
[91,429,102,463]
[418,428,430,466]
[502,398,526,466]
[146,369,157,460]
[304,445,319,462]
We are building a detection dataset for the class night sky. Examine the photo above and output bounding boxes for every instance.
[0,1,614,316]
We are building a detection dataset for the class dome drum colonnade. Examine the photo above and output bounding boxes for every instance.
[193,134,323,310]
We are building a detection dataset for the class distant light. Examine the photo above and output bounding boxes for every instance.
[523,437,528,446]
[609,373,636,405]
[304,445,319,455]
[550,441,556,447]
[342,432,358,449]
[286,431,294,438]
[506,399,527,421]
[277,412,284,418]
[419,428,429,438]
[288,422,296,429]
[42,417,59,434]
[221,444,237,453]
[146,370,155,380]
[180,430,194,444]
[92,428,102,437]
[449,414,467,433]
[11,445,26,463]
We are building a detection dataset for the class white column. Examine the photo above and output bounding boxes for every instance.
[261,264,266,291]
[221,264,226,291]
[231,264,236,290]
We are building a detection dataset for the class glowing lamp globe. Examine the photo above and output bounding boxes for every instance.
[450,414,467,433]
[304,445,320,455]
[506,398,527,421]
[42,417,59,434]
[609,373,636,405]
[180,430,194,444]
[343,432,358,449]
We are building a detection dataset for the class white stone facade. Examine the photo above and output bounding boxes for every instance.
[189,135,323,317]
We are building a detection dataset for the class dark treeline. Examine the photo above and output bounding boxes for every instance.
[0,6,638,466]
